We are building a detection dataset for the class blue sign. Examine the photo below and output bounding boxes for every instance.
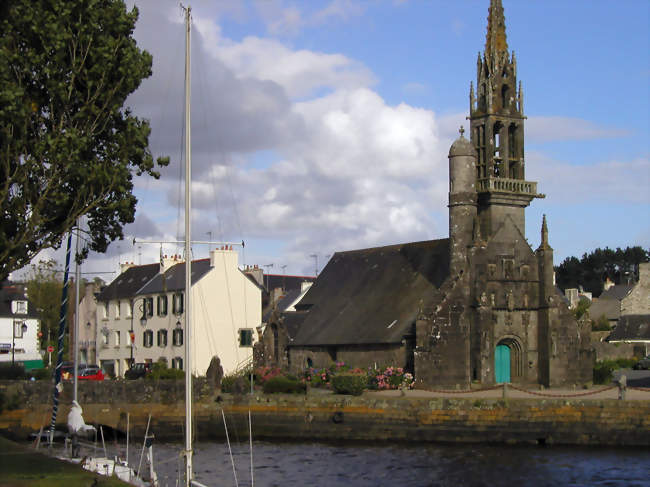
[0,343,11,350]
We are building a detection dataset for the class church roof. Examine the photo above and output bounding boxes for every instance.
[291,239,449,346]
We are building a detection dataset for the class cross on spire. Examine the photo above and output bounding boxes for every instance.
[459,125,465,137]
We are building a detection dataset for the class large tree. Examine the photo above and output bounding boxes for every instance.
[24,259,63,351]
[555,246,650,296]
[0,0,168,282]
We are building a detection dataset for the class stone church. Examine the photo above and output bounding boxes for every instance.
[256,0,593,388]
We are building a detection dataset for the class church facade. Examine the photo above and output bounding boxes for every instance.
[258,0,593,388]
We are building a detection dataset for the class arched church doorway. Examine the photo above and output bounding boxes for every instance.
[495,337,524,383]
[495,344,510,383]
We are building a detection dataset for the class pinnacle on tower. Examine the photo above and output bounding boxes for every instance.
[538,214,552,251]
[485,0,508,59]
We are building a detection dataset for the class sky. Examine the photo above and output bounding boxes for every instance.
[16,0,650,283]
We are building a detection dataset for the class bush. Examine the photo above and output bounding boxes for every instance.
[367,366,414,390]
[591,314,611,331]
[29,367,52,381]
[146,360,184,380]
[0,363,27,380]
[262,376,306,394]
[331,373,366,396]
[221,374,250,394]
[254,366,283,385]
[593,358,637,384]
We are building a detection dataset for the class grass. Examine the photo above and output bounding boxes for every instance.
[0,436,129,487]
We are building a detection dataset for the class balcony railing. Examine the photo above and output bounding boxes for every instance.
[476,177,543,197]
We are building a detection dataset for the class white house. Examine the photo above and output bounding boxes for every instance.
[0,282,43,369]
[96,249,261,377]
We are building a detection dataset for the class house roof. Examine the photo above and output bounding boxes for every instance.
[283,311,309,340]
[0,282,39,319]
[589,298,620,321]
[265,274,315,292]
[599,284,634,301]
[138,259,213,295]
[607,315,650,342]
[96,264,160,302]
[262,288,302,322]
[291,239,449,346]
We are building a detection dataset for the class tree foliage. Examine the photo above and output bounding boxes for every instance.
[25,259,63,350]
[0,0,168,282]
[555,246,649,296]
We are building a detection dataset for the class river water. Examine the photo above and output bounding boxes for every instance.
[147,440,649,487]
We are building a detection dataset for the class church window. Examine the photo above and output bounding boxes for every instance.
[501,84,509,109]
[479,83,486,111]
[508,124,518,178]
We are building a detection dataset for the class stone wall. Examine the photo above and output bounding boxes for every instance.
[591,331,639,361]
[289,344,406,374]
[1,381,648,446]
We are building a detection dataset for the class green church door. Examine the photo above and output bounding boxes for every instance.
[495,344,511,383]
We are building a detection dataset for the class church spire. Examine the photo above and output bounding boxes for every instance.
[485,0,508,59]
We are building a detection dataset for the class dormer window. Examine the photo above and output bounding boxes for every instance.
[12,300,27,315]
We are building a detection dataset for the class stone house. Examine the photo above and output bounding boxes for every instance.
[75,281,102,366]
[589,263,650,329]
[603,263,650,357]
[263,0,593,388]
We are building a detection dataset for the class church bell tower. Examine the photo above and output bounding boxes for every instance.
[469,0,544,239]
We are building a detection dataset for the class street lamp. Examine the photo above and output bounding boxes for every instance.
[12,322,28,366]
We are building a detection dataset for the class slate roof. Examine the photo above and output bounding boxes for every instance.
[138,259,213,295]
[0,282,39,319]
[589,298,620,321]
[291,239,450,346]
[283,311,309,340]
[599,284,634,301]
[265,274,315,292]
[262,288,302,322]
[96,264,160,302]
[607,315,650,342]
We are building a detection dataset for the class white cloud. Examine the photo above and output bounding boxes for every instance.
[527,153,650,204]
[527,116,631,142]
[254,0,365,36]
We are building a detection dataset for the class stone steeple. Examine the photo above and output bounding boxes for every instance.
[469,0,543,240]
[485,0,508,59]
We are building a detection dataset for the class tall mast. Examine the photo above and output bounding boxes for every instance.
[73,218,81,402]
[183,5,193,486]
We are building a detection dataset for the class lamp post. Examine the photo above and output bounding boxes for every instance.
[12,322,28,366]
[129,297,148,369]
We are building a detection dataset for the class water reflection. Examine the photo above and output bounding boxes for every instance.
[149,440,647,487]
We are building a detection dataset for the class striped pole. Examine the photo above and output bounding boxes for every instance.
[48,231,73,442]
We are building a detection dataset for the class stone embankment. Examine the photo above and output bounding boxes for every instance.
[1,380,648,446]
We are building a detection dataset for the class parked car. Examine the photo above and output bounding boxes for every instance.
[633,355,650,370]
[78,366,105,381]
[125,362,152,379]
[61,361,88,380]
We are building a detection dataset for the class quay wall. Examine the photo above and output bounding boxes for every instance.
[1,380,648,447]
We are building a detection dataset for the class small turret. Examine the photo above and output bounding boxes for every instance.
[448,126,478,276]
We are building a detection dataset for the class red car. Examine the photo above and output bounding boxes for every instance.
[77,366,105,381]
